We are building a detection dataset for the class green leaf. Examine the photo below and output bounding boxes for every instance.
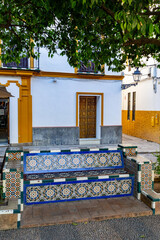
[149,23,154,35]
[128,0,132,5]
[132,18,137,29]
[137,23,141,30]
[127,23,131,31]
[71,1,76,8]
[72,222,78,226]
[140,235,145,238]
[155,25,160,34]
[121,22,124,30]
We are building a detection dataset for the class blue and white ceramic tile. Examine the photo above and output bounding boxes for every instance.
[24,150,124,174]
[24,177,133,204]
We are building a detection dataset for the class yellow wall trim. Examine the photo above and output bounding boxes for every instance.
[18,76,32,143]
[30,39,34,69]
[0,69,124,80]
[38,71,123,80]
[0,69,35,76]
[0,80,21,88]
[0,40,1,68]
[76,92,104,127]
[0,79,32,143]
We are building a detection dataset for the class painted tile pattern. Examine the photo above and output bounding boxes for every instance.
[24,150,124,174]
[4,171,21,199]
[124,148,137,157]
[24,177,133,205]
[124,156,153,200]
[141,164,152,190]
[8,152,22,161]
[3,151,24,202]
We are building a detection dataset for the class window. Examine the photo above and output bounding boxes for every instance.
[78,61,98,73]
[3,57,28,68]
[127,93,131,120]
[132,92,136,121]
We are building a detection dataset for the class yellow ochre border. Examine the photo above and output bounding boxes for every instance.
[0,69,124,80]
[76,92,104,127]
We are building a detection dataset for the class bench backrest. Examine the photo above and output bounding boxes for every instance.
[24,150,124,174]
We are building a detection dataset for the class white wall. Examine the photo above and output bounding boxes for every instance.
[39,48,123,76]
[122,57,160,111]
[31,77,122,128]
[122,78,160,111]
[39,48,74,73]
[105,64,123,76]
[0,76,21,143]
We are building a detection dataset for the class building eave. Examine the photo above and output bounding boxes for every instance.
[0,69,124,80]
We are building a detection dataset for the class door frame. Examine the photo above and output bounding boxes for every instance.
[76,92,104,138]
[0,98,9,143]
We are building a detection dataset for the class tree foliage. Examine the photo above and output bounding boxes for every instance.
[0,0,160,71]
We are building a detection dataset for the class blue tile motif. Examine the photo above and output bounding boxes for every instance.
[24,150,124,174]
[24,177,134,205]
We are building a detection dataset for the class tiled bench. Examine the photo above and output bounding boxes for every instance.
[23,150,134,205]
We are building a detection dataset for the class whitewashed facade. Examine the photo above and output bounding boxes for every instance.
[0,48,123,145]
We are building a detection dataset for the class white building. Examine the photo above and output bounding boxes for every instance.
[0,48,123,145]
[122,58,160,143]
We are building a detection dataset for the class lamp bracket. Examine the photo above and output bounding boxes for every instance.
[121,83,137,90]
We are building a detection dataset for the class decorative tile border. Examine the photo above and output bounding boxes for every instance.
[24,150,124,174]
[24,176,134,205]
[124,155,154,200]
[25,147,124,154]
[3,150,24,203]
[5,151,23,162]
[3,170,24,201]
[118,144,137,157]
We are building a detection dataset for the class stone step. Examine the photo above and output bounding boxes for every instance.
[79,138,100,145]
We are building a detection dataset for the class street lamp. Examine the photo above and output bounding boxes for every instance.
[121,67,141,90]
[132,67,142,83]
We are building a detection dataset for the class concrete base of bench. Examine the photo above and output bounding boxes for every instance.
[0,199,21,230]
[141,190,160,214]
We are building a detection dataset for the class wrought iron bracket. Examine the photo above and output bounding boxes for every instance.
[121,83,137,90]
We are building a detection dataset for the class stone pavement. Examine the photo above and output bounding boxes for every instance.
[20,197,152,228]
[21,134,160,163]
[122,134,159,153]
[122,134,159,163]
[21,134,159,154]
[2,215,160,240]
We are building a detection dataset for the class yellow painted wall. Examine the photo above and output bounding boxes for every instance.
[18,76,32,143]
[122,110,160,143]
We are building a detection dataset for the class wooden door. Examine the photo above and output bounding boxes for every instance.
[79,96,96,138]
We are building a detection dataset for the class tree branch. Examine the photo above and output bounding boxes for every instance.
[101,4,119,23]
[124,38,160,47]
[141,11,160,16]
[101,4,124,38]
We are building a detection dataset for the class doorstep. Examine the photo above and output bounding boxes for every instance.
[79,138,101,145]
